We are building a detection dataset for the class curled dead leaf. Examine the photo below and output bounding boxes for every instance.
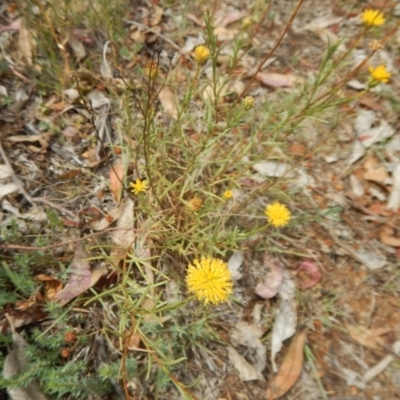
[380,225,400,247]
[296,261,322,289]
[266,329,307,400]
[255,253,283,299]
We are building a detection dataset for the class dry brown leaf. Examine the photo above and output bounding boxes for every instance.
[158,87,178,119]
[266,329,307,400]
[36,274,63,300]
[17,18,35,66]
[346,324,391,351]
[109,159,124,203]
[364,165,389,183]
[228,346,266,382]
[87,205,124,231]
[55,243,92,306]
[110,198,135,266]
[150,4,164,26]
[380,225,400,247]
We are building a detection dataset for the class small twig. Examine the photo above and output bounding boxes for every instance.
[33,197,77,220]
[124,19,181,51]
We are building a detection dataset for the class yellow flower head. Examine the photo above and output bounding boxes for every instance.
[130,179,148,195]
[223,190,233,199]
[265,202,291,227]
[186,257,233,304]
[368,64,391,83]
[242,96,254,110]
[242,17,252,30]
[194,45,210,65]
[362,9,385,26]
[187,197,203,211]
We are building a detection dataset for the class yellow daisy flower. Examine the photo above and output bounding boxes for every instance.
[194,45,210,65]
[368,65,391,83]
[186,257,233,305]
[130,179,148,195]
[265,202,291,227]
[362,9,385,26]
[223,190,233,199]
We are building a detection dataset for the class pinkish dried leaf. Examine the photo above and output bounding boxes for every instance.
[296,261,322,289]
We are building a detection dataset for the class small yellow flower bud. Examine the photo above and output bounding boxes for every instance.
[242,96,254,110]
[242,18,252,30]
[369,39,383,51]
[194,45,210,65]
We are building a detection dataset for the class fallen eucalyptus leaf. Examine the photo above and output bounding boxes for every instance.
[266,330,307,400]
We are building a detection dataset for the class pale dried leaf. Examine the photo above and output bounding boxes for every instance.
[303,16,343,31]
[347,140,366,166]
[266,330,307,400]
[111,199,135,248]
[109,159,124,203]
[61,126,79,138]
[3,331,48,400]
[214,26,237,41]
[110,198,135,265]
[347,324,391,351]
[158,87,178,119]
[359,123,395,148]
[230,321,266,372]
[186,14,205,28]
[227,346,266,382]
[17,19,35,66]
[271,270,297,372]
[216,11,246,27]
[387,164,400,210]
[227,250,244,280]
[100,41,112,79]
[0,183,19,199]
[256,72,298,88]
[253,161,292,178]
[255,254,284,299]
[55,243,92,306]
[87,205,124,231]
[68,31,86,62]
[0,165,11,180]
[150,4,163,26]
[354,248,387,270]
